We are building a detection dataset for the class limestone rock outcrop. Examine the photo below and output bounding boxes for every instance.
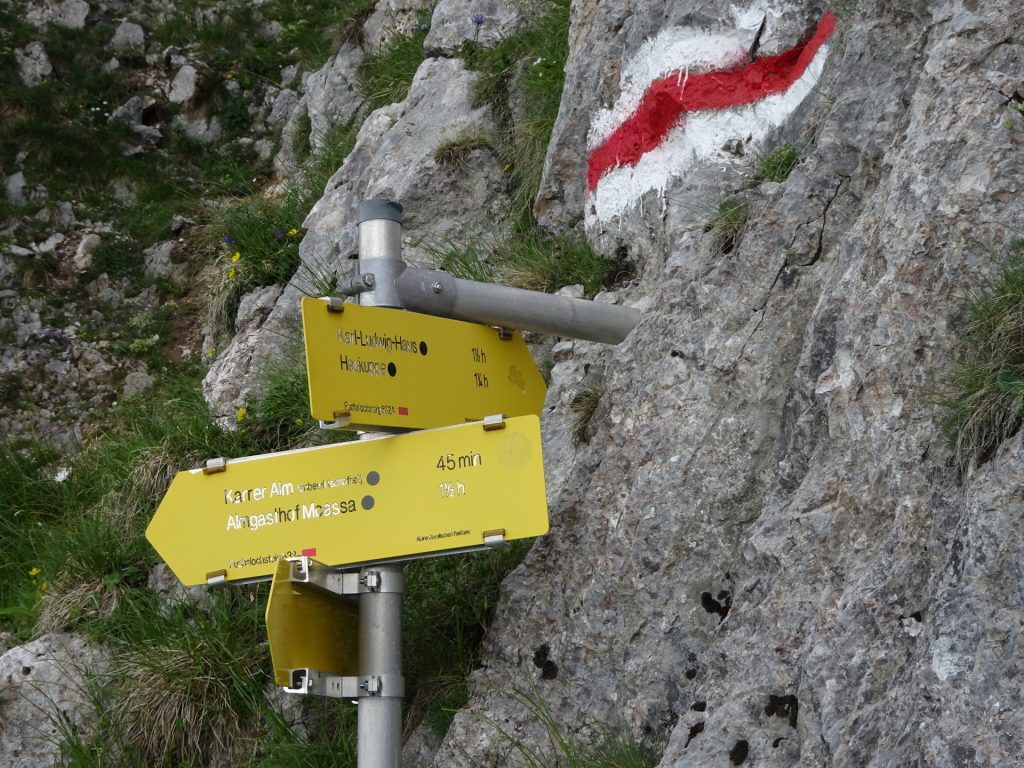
[0,634,107,768]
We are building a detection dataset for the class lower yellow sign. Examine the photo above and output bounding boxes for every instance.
[146,415,548,585]
[265,558,359,686]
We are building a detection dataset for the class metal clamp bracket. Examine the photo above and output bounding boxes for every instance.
[202,457,227,474]
[482,414,506,431]
[338,273,376,297]
[320,410,352,430]
[285,668,405,699]
[285,557,405,596]
[483,529,507,549]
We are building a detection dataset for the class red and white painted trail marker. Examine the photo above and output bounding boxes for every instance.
[586,11,836,222]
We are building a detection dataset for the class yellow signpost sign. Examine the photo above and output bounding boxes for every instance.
[265,558,359,686]
[301,298,546,430]
[146,415,547,586]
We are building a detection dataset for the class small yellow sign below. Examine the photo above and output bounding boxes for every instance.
[146,415,548,585]
[265,558,359,686]
[301,298,546,430]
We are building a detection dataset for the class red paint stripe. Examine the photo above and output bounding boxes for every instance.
[399,406,409,416]
[587,11,836,191]
[301,547,317,557]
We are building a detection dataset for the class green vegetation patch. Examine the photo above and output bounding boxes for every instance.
[459,0,571,225]
[208,122,358,329]
[479,687,658,768]
[153,0,376,77]
[755,143,800,183]
[357,29,429,112]
[404,541,531,736]
[705,198,750,255]
[424,0,620,298]
[434,129,496,167]
[570,386,604,445]
[424,228,612,297]
[942,240,1024,469]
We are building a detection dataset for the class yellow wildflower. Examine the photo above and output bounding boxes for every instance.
[40,581,49,592]
[287,228,299,236]
[29,567,40,578]
[207,347,216,359]
[231,252,241,262]
[236,407,248,423]
[294,417,304,426]
[228,267,236,279]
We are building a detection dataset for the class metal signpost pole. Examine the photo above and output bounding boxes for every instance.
[355,199,406,768]
[396,267,640,344]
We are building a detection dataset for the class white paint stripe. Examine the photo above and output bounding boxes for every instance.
[587,43,829,224]
[588,31,746,150]
[588,4,775,150]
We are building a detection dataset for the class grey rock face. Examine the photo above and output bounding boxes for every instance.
[168,64,198,104]
[364,0,427,49]
[32,232,64,254]
[273,44,364,177]
[142,240,174,279]
[173,112,222,144]
[108,21,145,54]
[302,56,508,268]
[0,634,106,768]
[122,369,154,396]
[425,0,532,55]
[14,42,53,87]
[304,44,364,154]
[5,172,28,207]
[202,284,285,418]
[108,95,143,125]
[427,1,1024,767]
[206,56,509,420]
[26,0,90,30]
[74,232,102,271]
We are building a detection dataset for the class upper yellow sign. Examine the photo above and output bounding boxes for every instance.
[146,415,548,586]
[301,298,546,430]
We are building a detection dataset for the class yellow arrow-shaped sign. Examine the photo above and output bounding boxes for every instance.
[301,299,546,430]
[146,416,548,586]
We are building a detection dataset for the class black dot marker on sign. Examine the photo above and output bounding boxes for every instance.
[387,362,397,377]
[419,341,428,355]
[367,471,380,486]
[361,495,375,510]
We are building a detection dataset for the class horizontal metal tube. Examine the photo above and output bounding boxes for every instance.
[397,268,639,344]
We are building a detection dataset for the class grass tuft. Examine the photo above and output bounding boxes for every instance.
[754,143,800,183]
[704,198,749,255]
[434,129,496,168]
[476,686,658,768]
[207,122,358,330]
[404,541,532,737]
[941,240,1024,470]
[424,228,612,297]
[459,0,570,226]
[570,386,604,445]
[358,30,429,112]
[429,0,623,299]
[106,591,267,766]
